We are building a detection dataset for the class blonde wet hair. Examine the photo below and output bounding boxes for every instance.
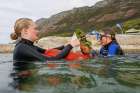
[10,18,33,40]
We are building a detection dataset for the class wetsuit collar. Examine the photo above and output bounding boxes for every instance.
[20,38,34,45]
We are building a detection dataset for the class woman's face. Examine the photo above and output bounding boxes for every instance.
[100,35,112,46]
[26,22,39,42]
[80,44,91,54]
[100,36,107,46]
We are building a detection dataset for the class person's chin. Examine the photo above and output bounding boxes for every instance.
[101,43,106,46]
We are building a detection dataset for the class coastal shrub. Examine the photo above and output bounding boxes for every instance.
[123,18,140,31]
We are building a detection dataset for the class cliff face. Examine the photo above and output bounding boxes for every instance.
[36,0,140,37]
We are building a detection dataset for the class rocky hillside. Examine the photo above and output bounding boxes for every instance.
[36,0,140,37]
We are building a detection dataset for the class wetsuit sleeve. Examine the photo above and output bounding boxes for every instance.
[20,44,73,61]
[35,45,65,53]
[35,46,46,53]
[46,44,73,60]
[53,45,65,50]
[108,45,119,56]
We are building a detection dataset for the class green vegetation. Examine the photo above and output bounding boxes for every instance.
[123,18,140,31]
[75,29,92,48]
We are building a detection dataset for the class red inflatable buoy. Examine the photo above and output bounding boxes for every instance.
[44,49,90,61]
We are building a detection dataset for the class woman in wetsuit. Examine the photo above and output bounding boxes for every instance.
[10,18,79,62]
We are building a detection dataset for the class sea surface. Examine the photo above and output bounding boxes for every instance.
[0,53,140,93]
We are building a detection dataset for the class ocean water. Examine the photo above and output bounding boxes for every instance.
[0,53,140,93]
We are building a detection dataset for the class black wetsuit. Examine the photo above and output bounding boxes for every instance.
[13,38,73,62]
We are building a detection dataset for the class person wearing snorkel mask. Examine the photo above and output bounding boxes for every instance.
[98,28,124,57]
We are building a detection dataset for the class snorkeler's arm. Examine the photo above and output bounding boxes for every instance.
[22,44,72,61]
[53,45,65,50]
[35,46,46,53]
[91,50,98,56]
[46,44,73,60]
[35,45,65,54]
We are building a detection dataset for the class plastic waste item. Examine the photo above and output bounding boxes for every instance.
[71,32,81,52]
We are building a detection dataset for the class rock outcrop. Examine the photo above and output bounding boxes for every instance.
[36,0,140,37]
[0,44,15,53]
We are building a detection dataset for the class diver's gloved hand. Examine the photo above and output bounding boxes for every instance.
[91,50,98,57]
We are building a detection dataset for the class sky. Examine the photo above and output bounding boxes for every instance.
[0,0,102,44]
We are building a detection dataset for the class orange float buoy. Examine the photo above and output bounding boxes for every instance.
[44,49,90,61]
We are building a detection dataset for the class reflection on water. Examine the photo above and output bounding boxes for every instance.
[0,53,140,93]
